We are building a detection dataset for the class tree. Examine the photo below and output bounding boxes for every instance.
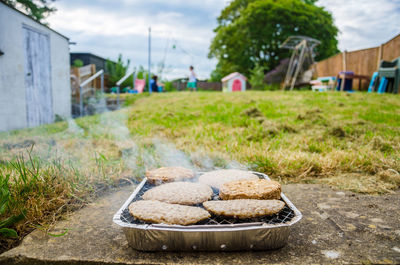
[106,54,131,88]
[208,0,338,79]
[1,0,56,22]
[249,63,266,90]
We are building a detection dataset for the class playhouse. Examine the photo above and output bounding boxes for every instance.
[221,72,247,92]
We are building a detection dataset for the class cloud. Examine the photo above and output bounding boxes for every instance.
[46,0,400,80]
[47,0,227,80]
[317,0,400,51]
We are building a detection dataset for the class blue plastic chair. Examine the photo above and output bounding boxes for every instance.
[377,77,388,94]
[368,72,379,93]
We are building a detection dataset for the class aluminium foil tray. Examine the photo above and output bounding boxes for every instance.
[113,172,302,251]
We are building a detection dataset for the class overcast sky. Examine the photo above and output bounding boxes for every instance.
[47,0,400,80]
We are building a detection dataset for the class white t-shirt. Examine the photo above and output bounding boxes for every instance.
[189,70,197,82]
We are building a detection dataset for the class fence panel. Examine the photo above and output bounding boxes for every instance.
[382,34,400,61]
[346,47,379,76]
[315,33,400,84]
[315,53,343,77]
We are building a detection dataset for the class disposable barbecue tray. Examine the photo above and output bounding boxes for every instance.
[113,172,302,251]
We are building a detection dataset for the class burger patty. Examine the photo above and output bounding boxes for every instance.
[203,199,285,219]
[129,200,210,225]
[219,179,281,200]
[145,166,195,185]
[142,181,213,205]
[198,169,259,189]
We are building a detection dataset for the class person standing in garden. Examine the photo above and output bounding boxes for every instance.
[187,66,197,91]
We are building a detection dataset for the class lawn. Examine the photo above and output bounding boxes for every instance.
[0,90,399,251]
[126,91,399,193]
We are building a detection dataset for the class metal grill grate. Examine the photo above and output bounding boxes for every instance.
[120,177,295,226]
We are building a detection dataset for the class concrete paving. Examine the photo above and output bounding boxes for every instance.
[1,184,399,264]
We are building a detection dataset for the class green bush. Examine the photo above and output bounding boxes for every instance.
[163,81,174,92]
[249,64,266,90]
[72,59,84,68]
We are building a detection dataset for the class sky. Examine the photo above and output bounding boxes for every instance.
[46,0,400,80]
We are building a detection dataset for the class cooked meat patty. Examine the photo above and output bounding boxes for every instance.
[219,179,281,200]
[145,166,195,185]
[129,200,210,225]
[142,182,213,205]
[198,169,259,189]
[203,199,285,219]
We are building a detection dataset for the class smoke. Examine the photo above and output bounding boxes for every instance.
[153,139,193,169]
[1,96,248,185]
[68,108,249,178]
[67,119,84,136]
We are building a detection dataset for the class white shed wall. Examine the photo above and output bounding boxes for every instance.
[0,3,70,132]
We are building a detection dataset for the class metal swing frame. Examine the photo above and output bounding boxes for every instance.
[280,36,320,90]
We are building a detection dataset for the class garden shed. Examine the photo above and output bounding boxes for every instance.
[222,72,247,92]
[0,2,71,131]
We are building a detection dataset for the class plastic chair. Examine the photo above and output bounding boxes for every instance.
[368,72,379,93]
[378,56,400,93]
[377,77,388,94]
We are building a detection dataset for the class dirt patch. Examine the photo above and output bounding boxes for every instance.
[297,110,329,126]
[351,119,366,126]
[297,109,324,121]
[262,123,280,137]
[242,107,264,118]
[254,117,267,124]
[330,127,346,138]
[247,122,297,141]
[279,124,297,133]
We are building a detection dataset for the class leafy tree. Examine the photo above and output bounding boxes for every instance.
[209,0,338,78]
[106,54,131,88]
[2,0,56,22]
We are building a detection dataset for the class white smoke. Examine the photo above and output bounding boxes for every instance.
[67,119,84,136]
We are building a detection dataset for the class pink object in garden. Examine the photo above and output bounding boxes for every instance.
[232,79,242,91]
[221,72,247,92]
[135,79,146,93]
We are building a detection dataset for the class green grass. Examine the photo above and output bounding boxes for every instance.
[0,90,399,252]
[124,91,400,193]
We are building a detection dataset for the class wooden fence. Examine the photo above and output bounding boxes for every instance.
[315,33,400,89]
[172,81,222,91]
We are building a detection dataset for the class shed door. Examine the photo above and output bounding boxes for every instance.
[232,79,242,92]
[23,26,53,127]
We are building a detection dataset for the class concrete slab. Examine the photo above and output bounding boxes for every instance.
[1,184,399,264]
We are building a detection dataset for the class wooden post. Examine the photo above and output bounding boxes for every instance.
[340,51,347,92]
[342,50,347,71]
[377,44,383,70]
[90,64,96,89]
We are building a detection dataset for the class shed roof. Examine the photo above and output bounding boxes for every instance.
[70,52,112,63]
[221,72,247,82]
[0,1,69,40]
